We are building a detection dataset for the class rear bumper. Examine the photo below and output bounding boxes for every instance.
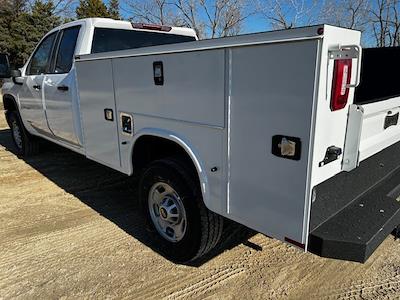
[309,140,400,262]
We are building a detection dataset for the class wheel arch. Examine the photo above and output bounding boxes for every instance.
[2,94,19,127]
[2,93,18,112]
[130,128,211,209]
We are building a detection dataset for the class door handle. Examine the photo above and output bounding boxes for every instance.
[32,84,41,90]
[57,85,69,91]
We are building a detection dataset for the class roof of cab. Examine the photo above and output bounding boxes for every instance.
[48,18,198,39]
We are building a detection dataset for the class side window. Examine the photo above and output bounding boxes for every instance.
[54,26,80,74]
[27,32,57,75]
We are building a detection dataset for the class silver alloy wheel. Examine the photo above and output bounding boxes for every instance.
[11,119,22,149]
[148,182,187,243]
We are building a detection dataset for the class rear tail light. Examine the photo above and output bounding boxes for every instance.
[131,23,172,32]
[330,59,352,111]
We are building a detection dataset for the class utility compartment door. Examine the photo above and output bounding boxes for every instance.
[75,59,121,169]
[228,40,319,244]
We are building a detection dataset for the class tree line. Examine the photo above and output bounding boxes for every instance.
[0,0,120,66]
[0,0,400,68]
[258,0,400,48]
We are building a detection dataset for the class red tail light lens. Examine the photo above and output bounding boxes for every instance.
[330,59,352,111]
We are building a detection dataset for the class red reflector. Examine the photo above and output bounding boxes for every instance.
[131,22,172,32]
[330,59,352,111]
[284,237,305,249]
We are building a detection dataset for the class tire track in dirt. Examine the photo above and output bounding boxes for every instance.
[129,236,288,300]
[287,244,400,300]
[166,267,246,299]
[125,235,255,299]
[0,222,134,292]
[309,272,400,299]
[158,235,304,299]
[0,196,141,256]
[0,219,119,268]
[323,278,400,299]
[0,208,94,237]
[130,266,245,300]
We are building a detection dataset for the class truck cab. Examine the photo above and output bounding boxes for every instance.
[1,18,197,153]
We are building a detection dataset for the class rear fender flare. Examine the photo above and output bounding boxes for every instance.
[130,128,211,209]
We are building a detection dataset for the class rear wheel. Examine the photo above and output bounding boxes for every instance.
[139,157,223,263]
[7,111,40,156]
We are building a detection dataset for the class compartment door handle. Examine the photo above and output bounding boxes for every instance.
[57,85,69,91]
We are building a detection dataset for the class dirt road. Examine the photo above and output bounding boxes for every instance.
[1,111,400,299]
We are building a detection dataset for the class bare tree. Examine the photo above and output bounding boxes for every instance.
[321,0,400,47]
[258,0,400,47]
[125,0,252,39]
[369,0,400,47]
[25,0,77,17]
[257,0,323,29]
[393,0,400,45]
[172,0,204,37]
[52,0,77,16]
[124,0,178,25]
[172,0,251,38]
[321,0,370,30]
[197,0,249,38]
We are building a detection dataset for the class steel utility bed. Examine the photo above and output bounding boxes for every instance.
[75,24,400,262]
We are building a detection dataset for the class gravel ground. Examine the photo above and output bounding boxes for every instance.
[1,110,400,299]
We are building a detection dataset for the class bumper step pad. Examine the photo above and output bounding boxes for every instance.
[309,168,400,263]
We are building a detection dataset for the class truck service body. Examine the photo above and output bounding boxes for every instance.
[2,18,400,263]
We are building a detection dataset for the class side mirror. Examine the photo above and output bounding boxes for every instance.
[11,69,21,77]
[0,53,11,78]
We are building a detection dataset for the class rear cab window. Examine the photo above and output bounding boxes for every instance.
[91,28,196,54]
[53,26,81,74]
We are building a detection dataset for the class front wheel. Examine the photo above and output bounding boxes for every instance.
[139,157,223,263]
[7,111,40,156]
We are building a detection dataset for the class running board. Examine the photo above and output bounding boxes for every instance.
[309,169,400,263]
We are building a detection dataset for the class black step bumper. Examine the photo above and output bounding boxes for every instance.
[309,141,400,263]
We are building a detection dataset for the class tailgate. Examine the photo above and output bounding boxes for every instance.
[308,44,400,262]
[344,47,400,169]
[358,97,400,162]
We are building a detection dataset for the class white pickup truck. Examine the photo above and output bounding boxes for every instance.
[1,18,400,264]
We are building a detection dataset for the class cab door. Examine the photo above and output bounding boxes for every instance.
[43,26,82,146]
[18,31,58,135]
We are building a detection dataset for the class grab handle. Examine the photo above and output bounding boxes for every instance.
[329,44,362,88]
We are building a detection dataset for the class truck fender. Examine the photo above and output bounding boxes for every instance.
[2,94,19,125]
[2,93,33,133]
[2,93,18,112]
[130,128,211,209]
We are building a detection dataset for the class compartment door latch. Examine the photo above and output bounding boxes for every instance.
[319,146,342,167]
[120,113,133,136]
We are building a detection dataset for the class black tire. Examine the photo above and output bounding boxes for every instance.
[7,111,40,156]
[139,157,223,263]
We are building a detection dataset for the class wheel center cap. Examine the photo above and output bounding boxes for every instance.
[159,207,168,219]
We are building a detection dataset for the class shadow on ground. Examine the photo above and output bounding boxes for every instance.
[0,128,257,267]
